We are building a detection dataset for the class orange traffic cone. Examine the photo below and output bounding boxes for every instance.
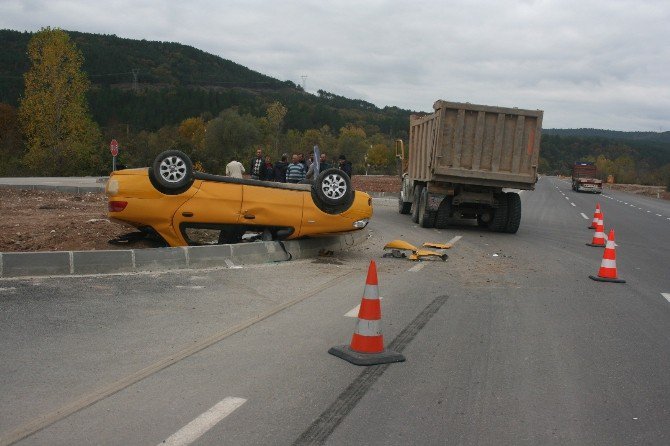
[588,203,601,229]
[586,214,606,247]
[328,260,405,366]
[589,229,625,283]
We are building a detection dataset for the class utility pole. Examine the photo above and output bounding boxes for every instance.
[300,75,307,91]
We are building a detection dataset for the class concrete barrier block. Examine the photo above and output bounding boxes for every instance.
[72,250,134,275]
[2,251,71,277]
[187,244,233,268]
[134,247,187,271]
[229,243,263,265]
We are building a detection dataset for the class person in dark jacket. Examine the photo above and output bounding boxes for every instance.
[338,154,353,177]
[264,155,274,181]
[273,154,289,183]
[249,148,269,180]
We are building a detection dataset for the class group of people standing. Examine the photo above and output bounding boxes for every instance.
[225,147,352,184]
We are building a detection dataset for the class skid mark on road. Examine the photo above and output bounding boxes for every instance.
[160,397,246,446]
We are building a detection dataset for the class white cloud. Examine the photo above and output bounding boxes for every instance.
[1,0,668,130]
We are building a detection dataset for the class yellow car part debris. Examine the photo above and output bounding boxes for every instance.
[422,242,453,250]
[383,240,418,251]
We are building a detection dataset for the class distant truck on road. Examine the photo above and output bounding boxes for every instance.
[571,162,602,193]
[396,100,543,233]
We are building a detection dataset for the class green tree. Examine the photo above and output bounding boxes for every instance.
[366,143,390,172]
[0,103,24,175]
[265,101,287,152]
[18,27,101,175]
[178,116,206,156]
[203,108,260,173]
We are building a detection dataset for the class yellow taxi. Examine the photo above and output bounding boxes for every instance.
[106,150,372,246]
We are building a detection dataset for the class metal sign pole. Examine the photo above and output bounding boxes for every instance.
[113,155,116,171]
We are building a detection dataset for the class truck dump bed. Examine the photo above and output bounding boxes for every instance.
[408,100,543,189]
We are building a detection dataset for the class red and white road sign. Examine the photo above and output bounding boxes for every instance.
[110,139,119,157]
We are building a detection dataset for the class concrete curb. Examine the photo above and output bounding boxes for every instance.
[0,230,370,278]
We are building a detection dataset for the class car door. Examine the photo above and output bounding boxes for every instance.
[240,184,304,233]
[172,180,243,244]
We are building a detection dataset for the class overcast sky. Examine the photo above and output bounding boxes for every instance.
[2,0,669,131]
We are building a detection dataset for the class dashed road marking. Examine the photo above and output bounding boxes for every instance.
[160,397,247,446]
[570,203,576,207]
[657,214,662,217]
[409,263,425,273]
[580,213,589,219]
[446,235,463,245]
[565,197,569,200]
[662,293,670,303]
[0,287,17,292]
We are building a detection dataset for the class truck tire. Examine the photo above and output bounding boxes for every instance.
[435,197,452,229]
[504,192,521,233]
[398,189,412,214]
[411,184,423,223]
[418,187,436,228]
[489,194,508,232]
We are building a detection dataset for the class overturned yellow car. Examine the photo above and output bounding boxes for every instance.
[106,150,372,247]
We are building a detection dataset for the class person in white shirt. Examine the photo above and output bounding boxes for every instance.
[225,157,245,178]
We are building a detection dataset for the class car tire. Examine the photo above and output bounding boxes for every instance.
[418,187,436,228]
[504,192,521,233]
[149,150,195,195]
[411,184,423,223]
[311,168,355,214]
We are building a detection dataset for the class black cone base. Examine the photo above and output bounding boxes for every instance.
[589,275,626,283]
[328,345,405,366]
[586,243,606,247]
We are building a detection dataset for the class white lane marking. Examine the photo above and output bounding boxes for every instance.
[409,263,425,272]
[160,397,246,446]
[570,203,576,207]
[345,297,383,317]
[624,202,628,205]
[0,287,17,292]
[580,213,589,219]
[657,214,662,217]
[662,293,670,303]
[176,285,205,289]
[647,210,651,213]
[446,235,463,245]
[565,197,569,200]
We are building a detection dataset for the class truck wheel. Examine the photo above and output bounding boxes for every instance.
[418,187,436,228]
[488,194,508,232]
[149,150,195,195]
[311,168,355,214]
[398,189,412,214]
[411,184,423,223]
[504,192,521,233]
[435,197,452,229]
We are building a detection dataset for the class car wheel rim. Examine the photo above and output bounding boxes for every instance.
[159,156,187,183]
[321,173,347,199]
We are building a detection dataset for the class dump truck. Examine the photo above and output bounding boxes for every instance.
[396,100,543,233]
[571,162,602,193]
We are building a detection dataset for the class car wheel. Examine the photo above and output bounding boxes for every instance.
[149,150,195,195]
[311,168,355,214]
[418,187,436,228]
[411,184,423,223]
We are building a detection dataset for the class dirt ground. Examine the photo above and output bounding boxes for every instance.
[0,176,401,253]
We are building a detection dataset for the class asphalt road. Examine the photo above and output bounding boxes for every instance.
[1,176,669,445]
